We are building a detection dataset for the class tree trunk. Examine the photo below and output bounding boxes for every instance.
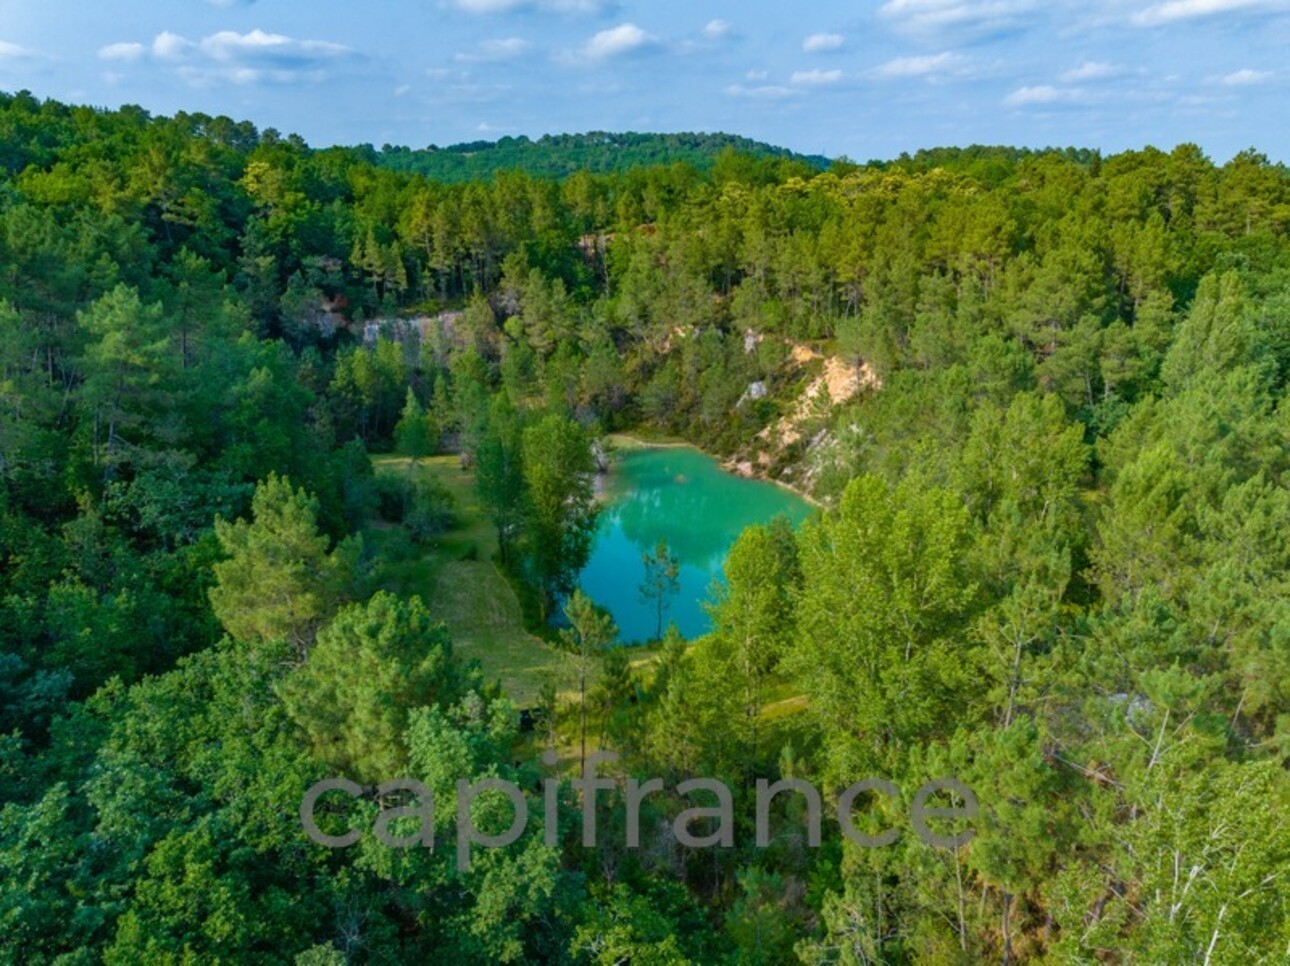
[579,666,587,772]
[955,848,968,953]
[1001,892,1014,966]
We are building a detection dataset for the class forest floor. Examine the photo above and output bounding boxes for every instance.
[369,454,572,706]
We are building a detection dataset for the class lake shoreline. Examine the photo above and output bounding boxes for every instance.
[604,432,825,510]
[583,438,814,641]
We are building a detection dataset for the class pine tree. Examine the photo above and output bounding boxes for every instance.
[638,539,680,641]
[209,474,356,659]
[521,413,599,619]
[394,388,437,470]
[277,592,460,783]
[559,589,618,770]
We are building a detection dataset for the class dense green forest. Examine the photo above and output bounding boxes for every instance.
[376,131,831,183]
[2,87,1290,963]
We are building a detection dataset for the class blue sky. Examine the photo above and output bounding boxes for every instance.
[1,0,1288,161]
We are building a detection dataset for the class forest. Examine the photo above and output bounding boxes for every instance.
[375,131,831,183]
[1,87,1289,963]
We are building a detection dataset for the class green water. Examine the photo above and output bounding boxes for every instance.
[578,445,814,643]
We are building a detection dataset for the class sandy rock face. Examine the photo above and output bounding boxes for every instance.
[759,355,881,450]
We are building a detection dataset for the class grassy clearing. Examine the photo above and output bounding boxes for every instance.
[369,454,571,706]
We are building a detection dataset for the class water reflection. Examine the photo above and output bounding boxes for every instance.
[578,447,813,643]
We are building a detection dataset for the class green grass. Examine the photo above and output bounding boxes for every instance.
[761,694,809,721]
[369,455,571,706]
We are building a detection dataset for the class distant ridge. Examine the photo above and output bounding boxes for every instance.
[377,131,833,182]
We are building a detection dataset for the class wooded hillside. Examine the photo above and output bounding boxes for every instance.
[2,88,1289,963]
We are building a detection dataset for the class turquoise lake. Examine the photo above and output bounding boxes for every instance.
[577,445,814,643]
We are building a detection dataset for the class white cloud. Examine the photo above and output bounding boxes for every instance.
[451,0,606,12]
[0,40,33,59]
[803,32,846,52]
[869,51,964,78]
[790,68,844,86]
[1059,61,1123,82]
[152,31,194,60]
[879,0,1038,39]
[703,19,733,39]
[116,29,356,86]
[1133,0,1277,26]
[581,23,655,60]
[456,37,531,62]
[725,83,800,99]
[1220,67,1273,84]
[1003,84,1083,106]
[431,81,520,106]
[1176,93,1226,106]
[98,42,146,62]
[452,0,523,9]
[198,29,351,63]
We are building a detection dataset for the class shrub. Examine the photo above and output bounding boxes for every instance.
[374,475,414,523]
[405,479,455,542]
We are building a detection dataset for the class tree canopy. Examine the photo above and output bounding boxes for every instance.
[2,89,1289,963]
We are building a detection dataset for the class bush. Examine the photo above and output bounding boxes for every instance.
[374,475,414,523]
[406,479,455,543]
